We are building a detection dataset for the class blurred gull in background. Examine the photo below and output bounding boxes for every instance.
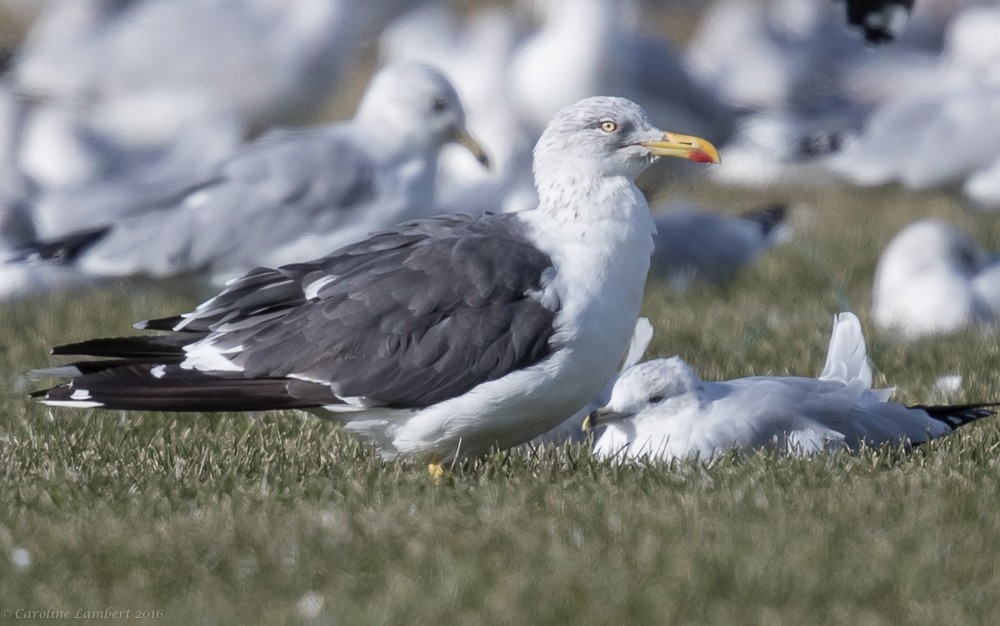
[3,0,363,192]
[17,62,488,284]
[872,219,1000,339]
[510,0,735,146]
[649,200,791,290]
[590,312,996,462]
[379,3,537,215]
[686,0,939,187]
[828,4,1000,207]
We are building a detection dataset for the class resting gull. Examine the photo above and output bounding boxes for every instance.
[873,219,1000,340]
[22,62,489,284]
[588,312,996,462]
[650,201,790,290]
[32,96,720,472]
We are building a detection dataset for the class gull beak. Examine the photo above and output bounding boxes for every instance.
[453,127,491,170]
[639,132,721,164]
[581,406,623,433]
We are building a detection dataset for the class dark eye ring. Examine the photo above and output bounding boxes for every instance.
[648,395,664,404]
[600,120,618,133]
[433,97,448,112]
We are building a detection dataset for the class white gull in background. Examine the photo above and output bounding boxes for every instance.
[2,0,360,192]
[19,62,488,285]
[685,0,941,187]
[32,97,720,468]
[827,4,1000,206]
[510,0,735,145]
[590,312,995,462]
[649,201,791,290]
[379,3,537,215]
[873,219,1000,340]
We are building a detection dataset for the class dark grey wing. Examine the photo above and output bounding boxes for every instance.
[39,213,560,412]
[186,213,560,408]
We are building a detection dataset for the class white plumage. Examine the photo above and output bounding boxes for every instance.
[592,312,994,462]
[35,97,720,463]
[873,219,1000,339]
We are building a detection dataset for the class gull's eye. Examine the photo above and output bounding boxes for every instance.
[433,97,448,112]
[648,395,664,404]
[600,120,618,133]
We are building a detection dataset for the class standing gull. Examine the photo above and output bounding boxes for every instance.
[32,97,720,469]
[588,312,996,462]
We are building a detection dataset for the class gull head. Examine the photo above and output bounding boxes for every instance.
[533,96,719,184]
[587,357,702,427]
[355,61,489,168]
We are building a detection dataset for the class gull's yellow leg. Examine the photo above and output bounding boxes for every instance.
[427,453,445,483]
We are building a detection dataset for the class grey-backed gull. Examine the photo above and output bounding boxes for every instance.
[25,61,489,284]
[33,96,720,472]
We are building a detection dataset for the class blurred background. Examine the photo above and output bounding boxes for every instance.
[0,0,997,343]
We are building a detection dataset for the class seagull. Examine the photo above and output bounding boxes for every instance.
[826,4,1000,203]
[510,0,735,145]
[588,312,996,462]
[649,201,790,290]
[32,96,721,472]
[873,219,1000,340]
[6,0,360,191]
[531,317,654,447]
[19,62,490,284]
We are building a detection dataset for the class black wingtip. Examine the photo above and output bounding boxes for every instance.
[135,315,185,332]
[740,204,788,237]
[9,226,111,265]
[49,335,191,359]
[912,403,1000,430]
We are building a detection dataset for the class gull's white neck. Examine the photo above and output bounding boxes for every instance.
[520,169,656,376]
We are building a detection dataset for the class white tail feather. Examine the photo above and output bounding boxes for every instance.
[819,312,873,387]
[623,317,654,371]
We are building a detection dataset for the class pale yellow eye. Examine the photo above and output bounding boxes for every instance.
[600,120,618,133]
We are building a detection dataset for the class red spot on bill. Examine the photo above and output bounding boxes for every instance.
[689,150,719,164]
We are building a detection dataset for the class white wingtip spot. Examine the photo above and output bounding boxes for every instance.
[70,389,92,400]
[42,400,104,408]
[151,365,167,379]
[303,275,337,300]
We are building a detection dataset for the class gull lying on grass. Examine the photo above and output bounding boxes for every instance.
[19,62,489,285]
[588,312,996,462]
[873,219,1000,340]
[650,201,790,290]
[32,97,720,473]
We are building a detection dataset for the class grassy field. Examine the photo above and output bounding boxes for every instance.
[2,179,1000,625]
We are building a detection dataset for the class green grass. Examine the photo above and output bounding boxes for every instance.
[2,181,1000,625]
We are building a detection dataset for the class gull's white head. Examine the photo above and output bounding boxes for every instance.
[355,61,489,166]
[591,356,702,424]
[533,96,720,184]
